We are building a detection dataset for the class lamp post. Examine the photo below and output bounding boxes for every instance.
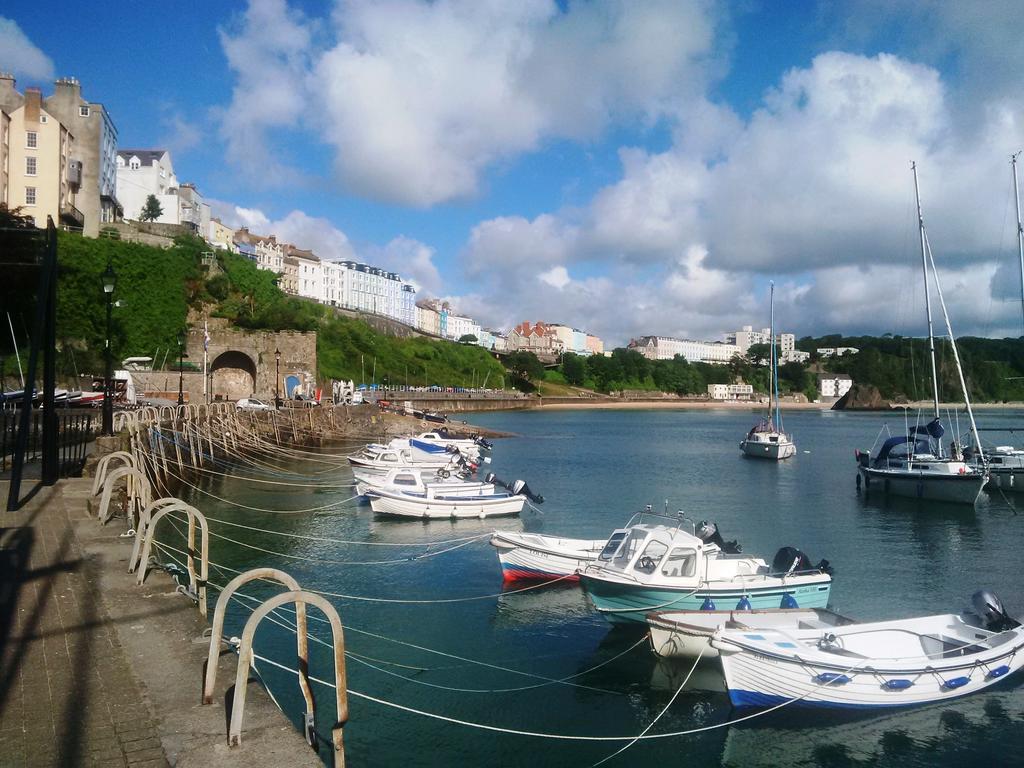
[177,332,186,406]
[101,261,116,435]
[275,348,281,408]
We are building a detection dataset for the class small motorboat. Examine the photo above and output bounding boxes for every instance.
[347,444,471,476]
[579,510,833,624]
[356,467,501,499]
[647,607,855,660]
[711,590,1024,709]
[490,531,606,582]
[367,473,543,520]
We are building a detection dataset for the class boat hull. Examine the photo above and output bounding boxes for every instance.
[740,438,796,460]
[859,467,985,504]
[986,468,1024,493]
[580,574,832,624]
[717,626,1024,709]
[368,493,525,519]
[490,533,604,582]
[647,608,850,660]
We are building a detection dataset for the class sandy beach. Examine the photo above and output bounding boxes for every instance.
[532,398,1024,412]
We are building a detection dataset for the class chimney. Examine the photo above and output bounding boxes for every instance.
[24,87,42,123]
[54,76,82,101]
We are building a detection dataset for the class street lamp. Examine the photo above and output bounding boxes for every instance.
[101,260,116,435]
[274,348,281,408]
[177,331,187,406]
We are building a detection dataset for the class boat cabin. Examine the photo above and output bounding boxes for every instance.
[591,512,768,586]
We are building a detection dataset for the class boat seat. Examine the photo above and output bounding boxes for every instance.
[798,619,831,630]
[920,634,970,659]
[818,645,867,659]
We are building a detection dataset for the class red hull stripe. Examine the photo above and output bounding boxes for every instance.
[501,565,580,583]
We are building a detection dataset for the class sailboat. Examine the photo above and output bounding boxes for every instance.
[970,153,1024,491]
[855,163,987,505]
[740,282,796,460]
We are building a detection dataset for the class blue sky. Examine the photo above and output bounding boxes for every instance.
[3,1,1023,346]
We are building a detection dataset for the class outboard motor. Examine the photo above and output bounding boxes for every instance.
[971,590,1020,632]
[771,546,833,576]
[510,480,544,504]
[474,435,494,451]
[697,521,742,554]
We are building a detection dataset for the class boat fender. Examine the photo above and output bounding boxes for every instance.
[735,596,752,611]
[882,679,914,690]
[814,673,851,686]
[942,676,971,690]
[700,597,716,611]
[987,665,1011,679]
[780,593,799,609]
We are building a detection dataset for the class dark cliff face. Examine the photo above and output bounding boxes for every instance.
[832,383,889,410]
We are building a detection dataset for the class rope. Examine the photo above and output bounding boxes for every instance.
[166,511,492,565]
[250,649,874,742]
[592,642,707,765]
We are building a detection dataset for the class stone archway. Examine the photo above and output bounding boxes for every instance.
[211,350,257,402]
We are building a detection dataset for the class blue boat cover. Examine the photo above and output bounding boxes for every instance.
[910,417,945,439]
[874,435,931,465]
[410,438,447,454]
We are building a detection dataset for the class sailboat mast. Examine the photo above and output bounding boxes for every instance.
[923,231,985,472]
[912,162,940,422]
[770,281,781,429]
[1013,152,1024,334]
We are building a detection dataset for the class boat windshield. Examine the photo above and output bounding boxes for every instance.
[598,532,627,561]
[613,529,647,569]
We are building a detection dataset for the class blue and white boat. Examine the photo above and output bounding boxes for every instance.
[579,510,833,624]
[712,590,1024,709]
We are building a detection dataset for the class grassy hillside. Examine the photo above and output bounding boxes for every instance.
[0,228,505,390]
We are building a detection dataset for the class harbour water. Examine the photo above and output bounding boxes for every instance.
[174,407,1024,766]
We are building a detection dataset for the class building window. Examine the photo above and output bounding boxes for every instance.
[80,105,91,117]
[39,115,47,123]
[26,131,37,148]
[25,187,36,205]
[25,156,36,176]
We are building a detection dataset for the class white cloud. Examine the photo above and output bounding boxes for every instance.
[217,0,316,185]
[366,236,443,294]
[538,265,571,290]
[0,18,54,81]
[219,0,722,204]
[447,50,1024,345]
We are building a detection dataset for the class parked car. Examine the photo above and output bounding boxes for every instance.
[236,397,275,412]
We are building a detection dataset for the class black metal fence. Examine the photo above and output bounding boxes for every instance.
[1,409,96,476]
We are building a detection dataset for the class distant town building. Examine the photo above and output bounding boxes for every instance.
[816,347,859,358]
[509,321,564,354]
[818,373,853,399]
[708,383,754,400]
[233,228,283,273]
[629,336,739,365]
[0,84,79,231]
[44,77,120,234]
[318,260,416,326]
[586,333,605,356]
[415,299,442,336]
[280,254,299,295]
[726,326,803,362]
[208,218,237,252]
[116,149,176,220]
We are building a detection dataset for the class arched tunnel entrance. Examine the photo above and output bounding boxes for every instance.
[211,350,257,402]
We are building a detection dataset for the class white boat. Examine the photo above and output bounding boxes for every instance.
[855,164,987,505]
[579,510,833,624]
[740,282,796,460]
[489,531,605,582]
[367,486,527,519]
[975,444,1024,492]
[712,591,1024,709]
[355,467,502,499]
[347,444,466,476]
[647,607,854,660]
